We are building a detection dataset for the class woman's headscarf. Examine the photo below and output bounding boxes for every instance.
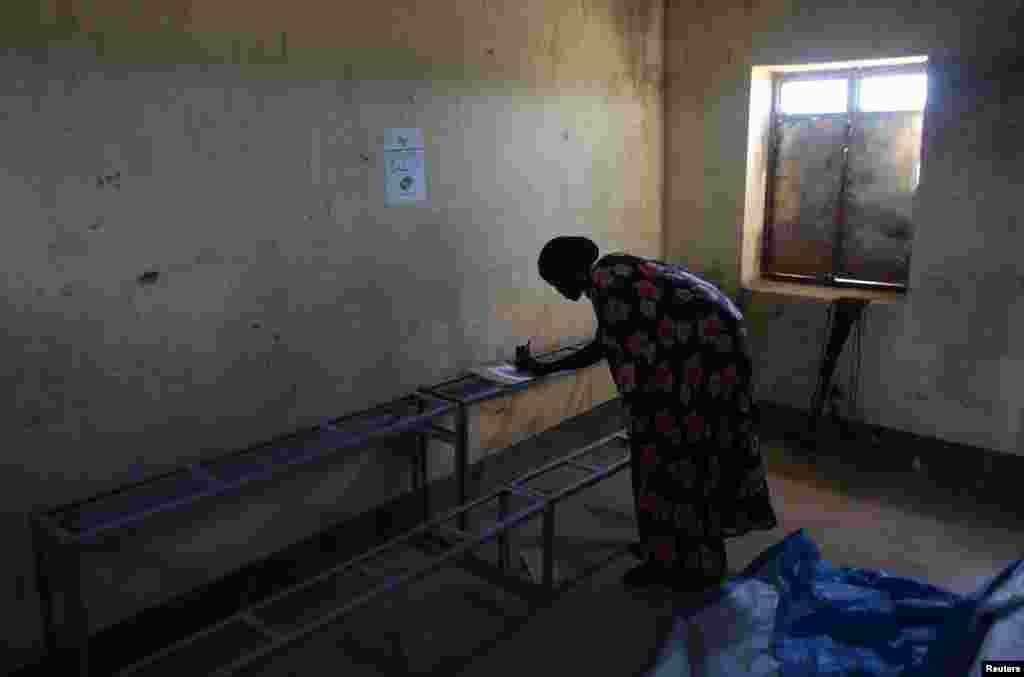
[538,236,600,286]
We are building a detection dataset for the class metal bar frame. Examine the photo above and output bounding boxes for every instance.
[415,398,431,522]
[31,340,608,677]
[498,492,511,571]
[455,404,471,530]
[30,392,458,677]
[115,492,548,676]
[565,459,605,474]
[29,511,89,675]
[59,396,455,544]
[506,432,629,488]
[418,423,457,445]
[40,395,441,519]
[113,430,630,676]
[417,341,591,532]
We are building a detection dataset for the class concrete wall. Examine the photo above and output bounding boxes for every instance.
[0,0,662,667]
[665,0,1024,455]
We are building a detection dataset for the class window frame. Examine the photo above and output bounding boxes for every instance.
[761,62,927,292]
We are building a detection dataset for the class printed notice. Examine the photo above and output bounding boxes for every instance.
[384,128,427,206]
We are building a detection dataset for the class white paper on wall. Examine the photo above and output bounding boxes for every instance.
[384,128,428,206]
[384,128,425,152]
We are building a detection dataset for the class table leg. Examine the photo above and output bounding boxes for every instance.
[497,492,510,571]
[54,540,90,676]
[542,504,556,590]
[417,401,430,523]
[456,404,469,530]
[29,513,58,657]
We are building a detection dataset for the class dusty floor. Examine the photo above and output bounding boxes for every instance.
[18,403,1024,676]
[167,432,1023,676]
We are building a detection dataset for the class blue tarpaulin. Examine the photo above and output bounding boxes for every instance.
[646,530,1024,677]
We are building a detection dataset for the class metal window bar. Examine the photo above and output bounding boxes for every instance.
[764,64,925,291]
[113,430,629,677]
[776,62,926,85]
[762,271,908,292]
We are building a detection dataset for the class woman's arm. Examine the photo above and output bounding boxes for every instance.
[530,338,605,375]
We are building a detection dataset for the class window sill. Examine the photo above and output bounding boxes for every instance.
[742,277,907,305]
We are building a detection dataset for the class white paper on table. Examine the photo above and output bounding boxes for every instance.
[384,128,427,206]
[469,363,575,386]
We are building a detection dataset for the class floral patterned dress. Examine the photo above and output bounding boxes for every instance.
[588,254,778,577]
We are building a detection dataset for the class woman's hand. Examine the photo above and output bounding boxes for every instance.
[514,343,548,375]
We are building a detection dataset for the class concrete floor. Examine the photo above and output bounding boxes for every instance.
[19,402,1024,676]
[195,426,1022,676]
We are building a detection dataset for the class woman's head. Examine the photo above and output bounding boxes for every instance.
[538,236,599,301]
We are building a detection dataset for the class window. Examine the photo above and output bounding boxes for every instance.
[761,64,927,290]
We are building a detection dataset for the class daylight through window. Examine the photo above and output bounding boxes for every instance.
[763,65,927,289]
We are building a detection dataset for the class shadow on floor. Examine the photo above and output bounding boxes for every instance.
[14,399,1024,676]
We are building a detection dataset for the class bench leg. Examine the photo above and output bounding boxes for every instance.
[29,513,59,658]
[456,405,470,530]
[416,401,430,523]
[47,537,90,676]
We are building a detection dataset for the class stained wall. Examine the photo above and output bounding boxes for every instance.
[0,0,663,666]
